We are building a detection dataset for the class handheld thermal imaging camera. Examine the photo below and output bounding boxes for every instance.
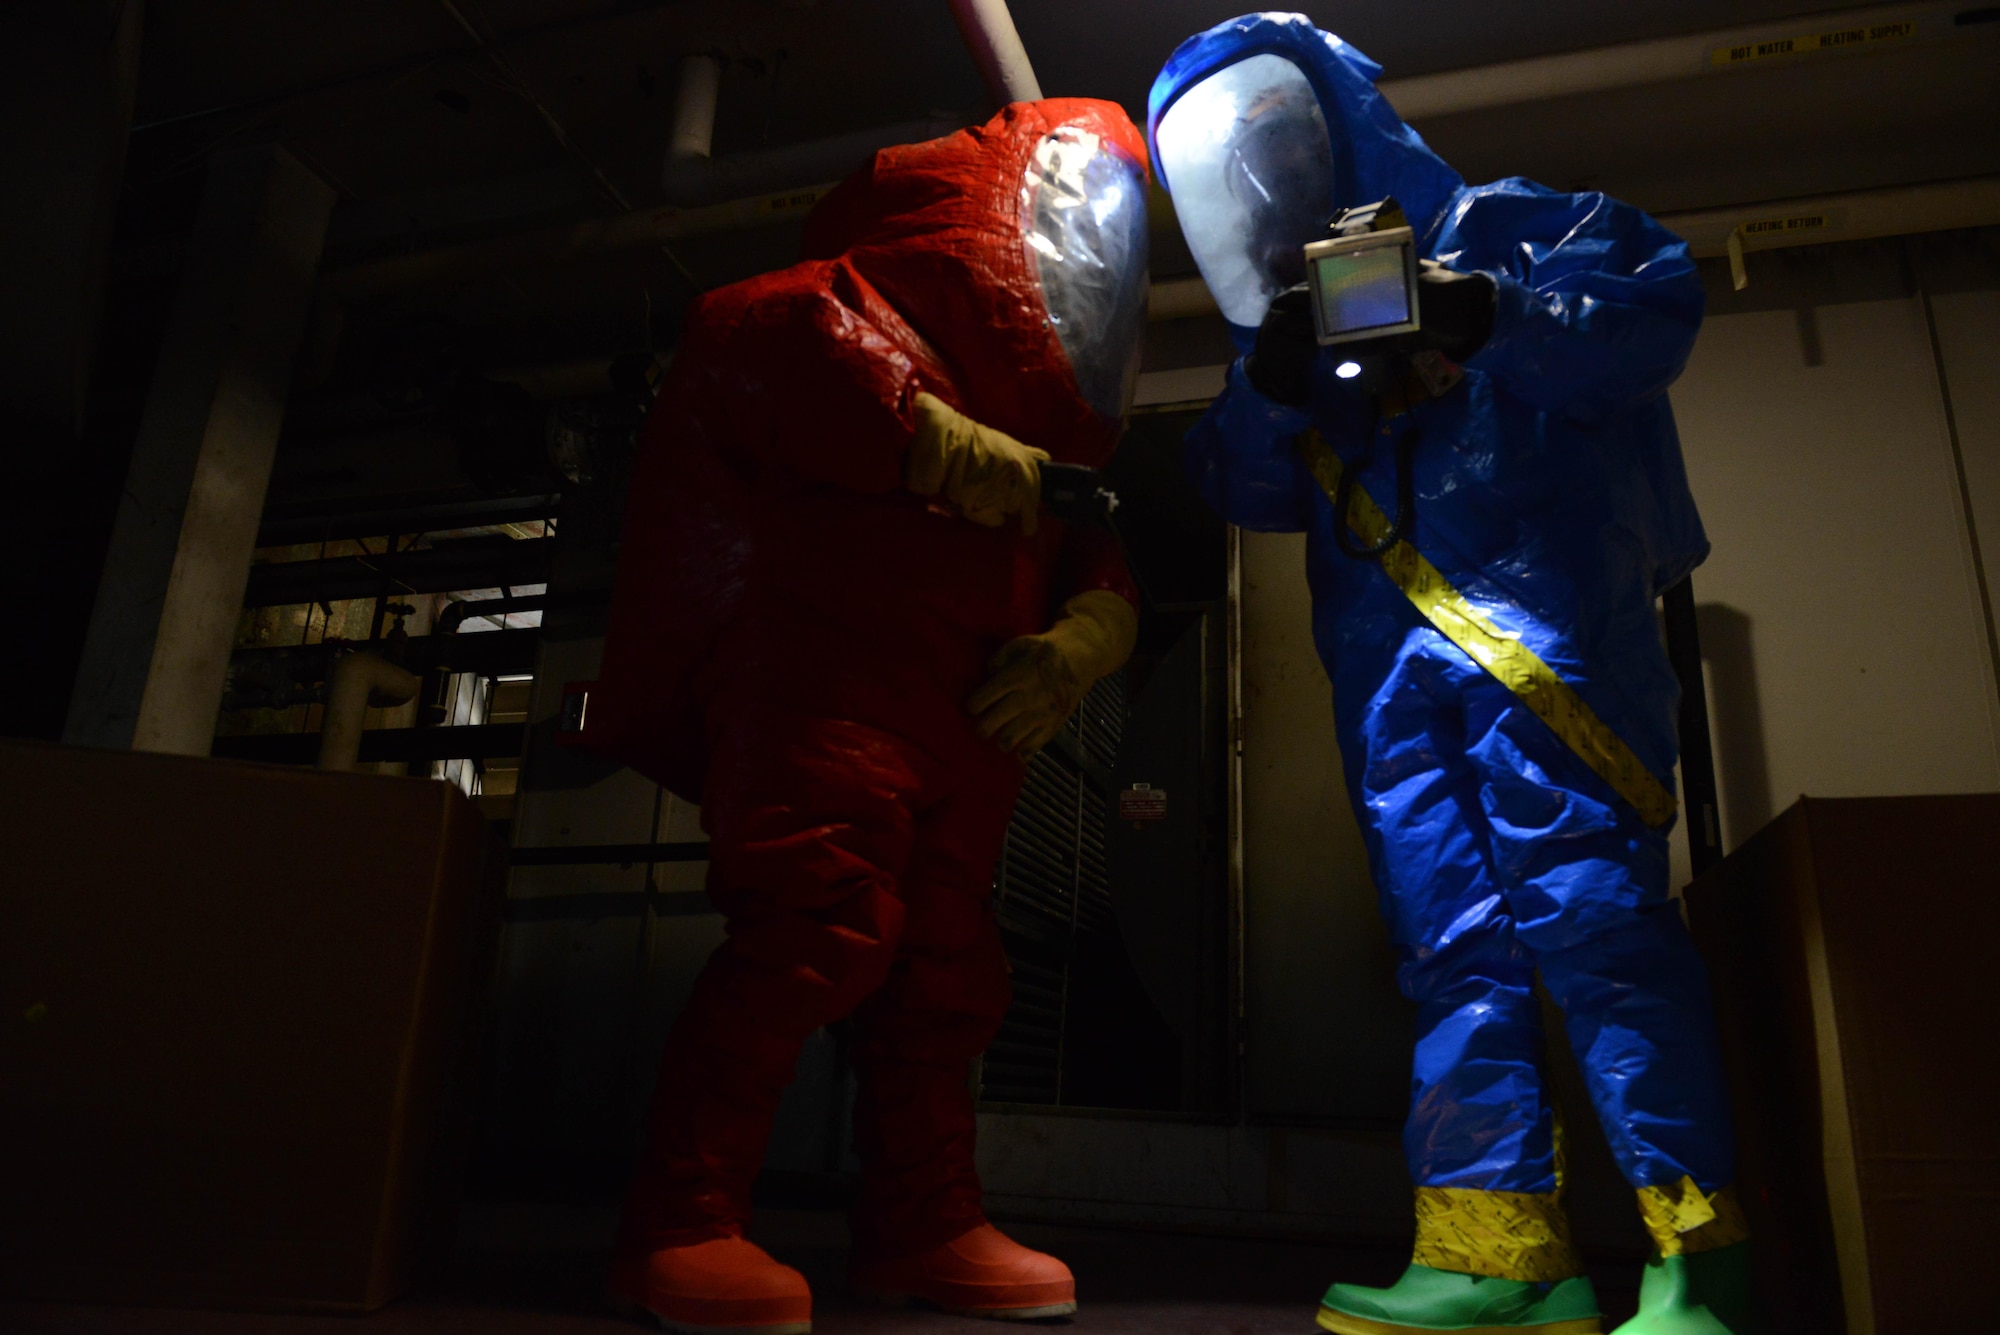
[1303,199,1421,347]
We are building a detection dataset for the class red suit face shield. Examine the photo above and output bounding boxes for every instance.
[1023,126,1150,420]
[796,99,1151,469]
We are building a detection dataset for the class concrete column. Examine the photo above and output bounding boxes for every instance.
[64,145,336,754]
[0,0,145,439]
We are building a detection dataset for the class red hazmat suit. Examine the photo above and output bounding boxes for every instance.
[586,99,1148,1267]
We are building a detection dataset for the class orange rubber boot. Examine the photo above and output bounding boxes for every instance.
[606,1236,813,1335]
[849,1223,1076,1319]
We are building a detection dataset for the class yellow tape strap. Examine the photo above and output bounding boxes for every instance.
[1412,1186,1585,1283]
[1635,1179,1751,1257]
[1296,431,1677,829]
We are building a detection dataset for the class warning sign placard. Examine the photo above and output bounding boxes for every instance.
[1119,784,1168,825]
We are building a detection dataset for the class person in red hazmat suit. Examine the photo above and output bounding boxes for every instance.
[582,98,1151,1333]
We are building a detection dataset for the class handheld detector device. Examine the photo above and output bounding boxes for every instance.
[1303,224,1421,346]
[1039,461,1120,530]
[1037,459,1160,608]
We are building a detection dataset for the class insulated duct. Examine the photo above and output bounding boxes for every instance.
[661,116,968,208]
[1145,177,2000,321]
[668,53,721,163]
[657,52,967,207]
[316,651,422,772]
[1378,1,1990,120]
[946,0,1042,106]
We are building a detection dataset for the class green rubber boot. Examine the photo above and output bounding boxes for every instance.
[1318,1264,1604,1335]
[1609,1243,1769,1335]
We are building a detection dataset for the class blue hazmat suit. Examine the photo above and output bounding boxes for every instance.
[1148,15,1736,1201]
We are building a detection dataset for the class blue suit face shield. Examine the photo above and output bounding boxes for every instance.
[1153,54,1337,330]
[1148,14,1465,349]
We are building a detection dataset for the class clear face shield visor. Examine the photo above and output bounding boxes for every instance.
[1022,127,1151,421]
[1154,53,1338,329]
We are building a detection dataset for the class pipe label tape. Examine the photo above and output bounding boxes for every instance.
[1725,211,1842,290]
[761,187,828,217]
[1711,19,1917,66]
[1738,213,1830,239]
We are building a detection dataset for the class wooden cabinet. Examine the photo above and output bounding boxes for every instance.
[1684,794,2000,1335]
[0,741,503,1312]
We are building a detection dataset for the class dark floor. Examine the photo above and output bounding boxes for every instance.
[0,1207,1645,1334]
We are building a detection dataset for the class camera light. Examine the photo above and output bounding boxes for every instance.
[1335,360,1363,380]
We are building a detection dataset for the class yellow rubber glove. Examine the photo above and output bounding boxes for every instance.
[969,590,1139,757]
[908,391,1048,536]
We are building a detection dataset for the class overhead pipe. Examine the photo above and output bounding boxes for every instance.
[318,186,838,307]
[946,0,1043,105]
[1658,176,2000,260]
[316,650,422,772]
[1143,176,2000,322]
[662,115,970,208]
[1377,1,1984,120]
[323,170,2000,335]
[659,50,967,207]
[320,64,972,310]
[437,592,548,633]
[314,4,1996,317]
[668,54,722,163]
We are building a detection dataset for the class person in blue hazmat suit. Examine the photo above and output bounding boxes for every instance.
[1149,15,1760,1335]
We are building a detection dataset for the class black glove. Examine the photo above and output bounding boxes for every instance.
[1416,261,1496,363]
[1244,284,1318,407]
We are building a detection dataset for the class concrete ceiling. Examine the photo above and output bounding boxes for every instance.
[131,1,2000,217]
[112,1,2000,375]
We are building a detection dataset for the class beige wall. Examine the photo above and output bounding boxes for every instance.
[1238,530,1410,1126]
[1932,289,2000,696]
[1671,295,2000,851]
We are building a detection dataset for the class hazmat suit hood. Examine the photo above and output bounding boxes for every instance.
[1146,12,1462,348]
[803,98,1151,467]
[587,100,1146,804]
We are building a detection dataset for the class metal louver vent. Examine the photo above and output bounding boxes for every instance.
[979,671,1126,1106]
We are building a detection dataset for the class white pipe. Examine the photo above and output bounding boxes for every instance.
[318,3,1995,310]
[320,184,841,303]
[1380,1,1976,120]
[1662,176,2000,259]
[1145,177,2000,322]
[661,45,964,204]
[662,114,968,207]
[326,170,2000,326]
[669,54,721,162]
[316,651,421,773]
[415,176,2000,399]
[947,0,1042,105]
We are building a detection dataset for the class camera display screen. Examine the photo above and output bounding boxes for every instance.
[1309,244,1414,338]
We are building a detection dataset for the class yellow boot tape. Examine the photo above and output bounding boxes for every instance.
[1635,1177,1751,1256]
[1296,431,1677,829]
[1412,1186,1586,1283]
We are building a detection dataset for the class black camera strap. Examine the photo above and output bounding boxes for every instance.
[1333,413,1420,560]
